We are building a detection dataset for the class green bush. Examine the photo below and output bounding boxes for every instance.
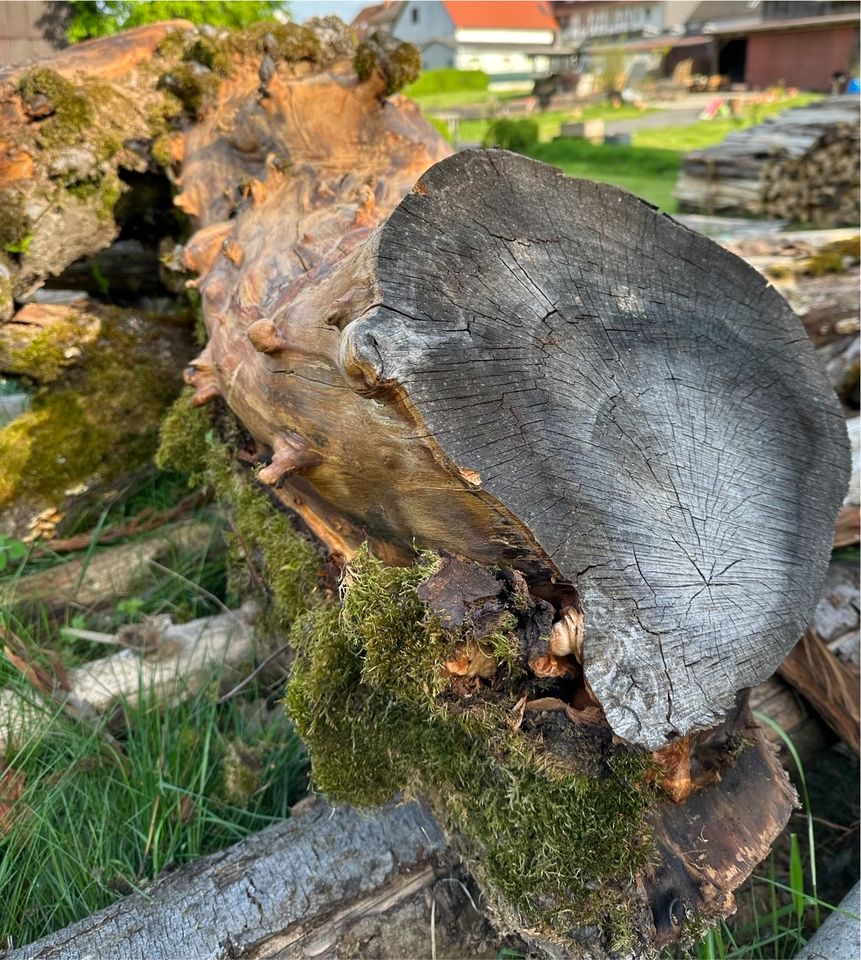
[483,118,539,153]
[426,115,453,142]
[403,67,489,97]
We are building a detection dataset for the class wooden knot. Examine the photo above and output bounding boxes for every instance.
[222,238,245,267]
[247,319,288,354]
[258,431,322,486]
[184,358,221,407]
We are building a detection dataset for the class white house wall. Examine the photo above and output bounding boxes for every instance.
[454,48,549,79]
[454,28,556,45]
[392,1,455,44]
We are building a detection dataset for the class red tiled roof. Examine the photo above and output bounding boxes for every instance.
[442,1,558,32]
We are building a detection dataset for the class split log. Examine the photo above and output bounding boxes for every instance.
[0,19,852,956]
[676,97,861,225]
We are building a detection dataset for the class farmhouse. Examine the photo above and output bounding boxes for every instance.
[382,0,572,87]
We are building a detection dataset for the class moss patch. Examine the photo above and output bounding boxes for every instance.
[0,315,89,383]
[157,63,220,119]
[354,34,421,96]
[0,308,190,510]
[0,191,29,253]
[287,544,654,944]
[155,407,655,945]
[156,397,324,629]
[223,21,322,63]
[805,235,860,275]
[18,68,93,148]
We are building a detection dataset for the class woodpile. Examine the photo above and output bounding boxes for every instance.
[676,97,860,225]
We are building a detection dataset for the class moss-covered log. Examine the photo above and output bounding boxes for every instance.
[1,17,850,958]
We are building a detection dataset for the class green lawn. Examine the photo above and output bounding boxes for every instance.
[454,102,650,146]
[529,138,681,212]
[409,88,522,111]
[524,94,822,213]
[633,92,821,152]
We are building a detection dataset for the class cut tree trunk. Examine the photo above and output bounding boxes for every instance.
[0,19,852,957]
[189,140,849,749]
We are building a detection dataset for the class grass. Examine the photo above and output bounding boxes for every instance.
[0,669,306,949]
[0,475,308,950]
[502,93,821,212]
[664,715,859,960]
[528,138,681,212]
[457,102,650,146]
[1,466,858,954]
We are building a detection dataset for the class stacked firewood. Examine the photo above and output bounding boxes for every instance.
[676,97,860,225]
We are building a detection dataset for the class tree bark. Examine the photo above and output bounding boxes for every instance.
[0,20,852,956]
[3,798,504,960]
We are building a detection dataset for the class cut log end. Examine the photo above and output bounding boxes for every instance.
[324,149,850,748]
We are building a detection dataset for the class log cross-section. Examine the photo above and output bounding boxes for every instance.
[204,147,849,749]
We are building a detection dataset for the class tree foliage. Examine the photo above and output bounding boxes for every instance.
[67,1,287,42]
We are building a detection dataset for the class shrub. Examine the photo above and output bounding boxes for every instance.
[403,67,489,97]
[483,118,539,153]
[426,115,453,142]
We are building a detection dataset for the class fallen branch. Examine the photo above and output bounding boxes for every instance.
[0,604,257,754]
[5,521,217,609]
[777,629,860,756]
[32,492,209,553]
[2,798,500,960]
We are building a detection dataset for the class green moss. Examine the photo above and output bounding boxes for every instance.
[151,133,175,170]
[96,173,123,222]
[1,316,82,382]
[185,36,231,74]
[0,191,29,252]
[155,410,653,945]
[158,63,220,118]
[154,387,211,482]
[18,68,94,149]
[224,21,321,63]
[354,35,420,96]
[286,545,654,944]
[0,309,187,510]
[155,28,190,62]
[156,403,324,627]
[806,235,860,275]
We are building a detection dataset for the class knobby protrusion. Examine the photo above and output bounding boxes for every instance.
[549,607,584,658]
[184,358,221,407]
[247,319,288,354]
[258,431,322,486]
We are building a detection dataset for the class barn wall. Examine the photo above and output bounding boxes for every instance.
[746,26,859,91]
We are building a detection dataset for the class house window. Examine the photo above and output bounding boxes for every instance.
[411,7,419,23]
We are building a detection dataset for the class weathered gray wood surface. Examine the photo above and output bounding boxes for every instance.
[3,799,499,960]
[338,148,850,748]
[793,882,860,960]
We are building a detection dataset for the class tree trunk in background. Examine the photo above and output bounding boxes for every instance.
[0,20,852,958]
